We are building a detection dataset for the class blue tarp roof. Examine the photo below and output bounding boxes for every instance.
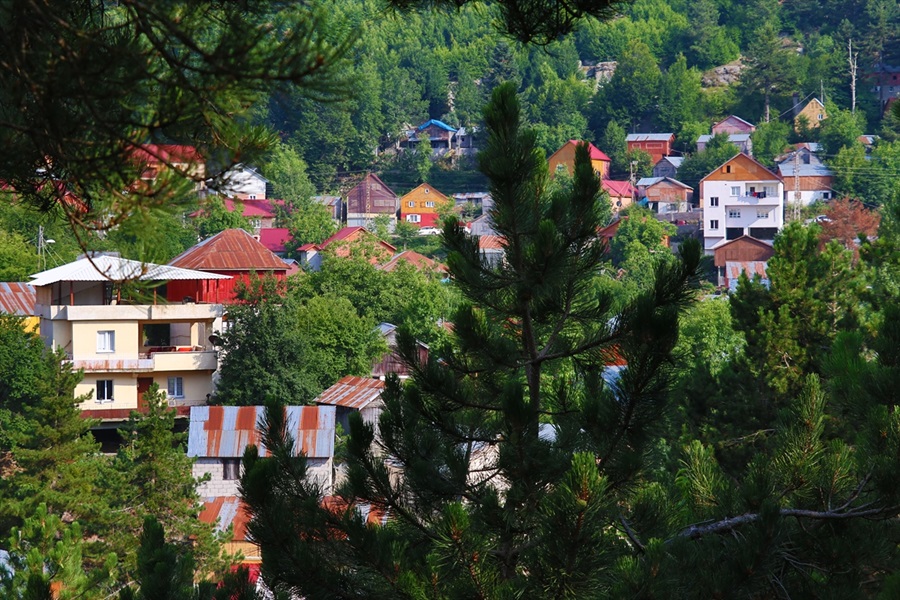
[417,119,457,132]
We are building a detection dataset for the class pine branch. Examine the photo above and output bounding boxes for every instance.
[674,504,900,541]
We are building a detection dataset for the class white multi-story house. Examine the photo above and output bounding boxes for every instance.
[700,153,785,254]
[29,254,231,419]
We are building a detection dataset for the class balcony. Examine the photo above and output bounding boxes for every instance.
[730,193,781,206]
[70,348,217,373]
[42,303,223,322]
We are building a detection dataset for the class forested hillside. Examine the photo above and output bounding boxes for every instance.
[261,0,900,192]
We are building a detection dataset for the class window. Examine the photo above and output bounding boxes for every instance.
[730,186,740,196]
[223,459,240,480]
[97,330,115,353]
[406,214,421,223]
[728,209,741,219]
[822,192,832,199]
[709,220,719,230]
[756,209,769,219]
[96,380,114,402]
[725,165,733,173]
[817,113,824,120]
[709,197,719,207]
[407,201,415,207]
[248,194,257,200]
[425,201,435,208]
[167,377,184,398]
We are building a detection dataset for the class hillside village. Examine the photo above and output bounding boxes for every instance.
[2,0,900,597]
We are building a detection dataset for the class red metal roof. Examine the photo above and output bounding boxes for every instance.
[131,144,203,165]
[601,180,635,197]
[568,140,611,162]
[0,282,35,316]
[187,405,335,459]
[258,228,291,254]
[169,229,288,272]
[315,376,384,410]
[379,250,446,273]
[319,227,398,254]
[479,235,506,250]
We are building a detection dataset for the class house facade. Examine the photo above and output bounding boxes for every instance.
[400,119,469,155]
[345,173,399,229]
[698,133,753,156]
[602,180,635,213]
[29,255,230,418]
[625,133,675,165]
[548,140,611,179]
[700,153,784,254]
[653,156,683,179]
[711,115,756,135]
[794,98,827,130]
[188,405,336,497]
[168,228,289,303]
[400,183,452,228]
[776,148,835,206]
[636,177,693,213]
[213,164,269,200]
[712,235,774,289]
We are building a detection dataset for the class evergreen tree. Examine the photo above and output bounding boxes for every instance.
[740,21,800,122]
[241,82,701,598]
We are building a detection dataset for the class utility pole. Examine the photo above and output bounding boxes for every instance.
[849,39,858,114]
[791,149,802,222]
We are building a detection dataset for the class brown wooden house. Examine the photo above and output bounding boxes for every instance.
[712,235,774,289]
[345,173,399,228]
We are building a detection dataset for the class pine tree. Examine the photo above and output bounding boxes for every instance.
[240,82,701,598]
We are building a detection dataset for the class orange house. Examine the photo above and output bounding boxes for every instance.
[400,183,452,228]
[548,140,610,179]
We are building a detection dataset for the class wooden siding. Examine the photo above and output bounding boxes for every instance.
[701,154,781,184]
[548,143,609,178]
[713,236,774,267]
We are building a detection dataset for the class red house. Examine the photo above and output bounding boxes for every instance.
[625,133,675,165]
[168,228,289,303]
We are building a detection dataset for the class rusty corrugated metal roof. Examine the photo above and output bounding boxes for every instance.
[200,496,250,540]
[315,376,385,411]
[379,251,446,273]
[479,235,506,251]
[726,261,769,280]
[187,405,335,459]
[0,282,35,316]
[169,229,289,272]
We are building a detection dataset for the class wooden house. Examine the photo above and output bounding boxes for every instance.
[794,98,827,130]
[400,183,452,228]
[712,235,774,289]
[711,115,756,135]
[345,173,399,229]
[626,133,675,164]
[548,140,610,179]
[168,228,289,303]
[636,177,693,213]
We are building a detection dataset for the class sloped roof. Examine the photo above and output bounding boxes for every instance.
[700,153,782,183]
[637,177,692,190]
[169,229,288,272]
[0,282,35,316]
[315,376,385,411]
[319,227,398,253]
[626,133,674,142]
[200,497,250,540]
[697,133,752,143]
[602,180,635,197]
[258,228,292,254]
[187,405,335,459]
[30,255,230,287]
[567,140,610,162]
[380,250,445,273]
[777,163,834,178]
[418,119,457,132]
[659,156,684,167]
[479,235,506,251]
[713,115,755,130]
[224,198,278,218]
[131,144,203,165]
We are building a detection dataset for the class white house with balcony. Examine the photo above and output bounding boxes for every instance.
[29,254,231,419]
[700,153,785,254]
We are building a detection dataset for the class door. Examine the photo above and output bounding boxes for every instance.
[137,377,153,411]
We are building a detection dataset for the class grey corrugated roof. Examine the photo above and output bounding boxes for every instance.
[30,255,231,286]
[187,405,335,459]
[659,156,684,167]
[778,163,834,177]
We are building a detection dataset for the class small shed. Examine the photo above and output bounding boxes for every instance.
[315,376,385,435]
[712,236,774,288]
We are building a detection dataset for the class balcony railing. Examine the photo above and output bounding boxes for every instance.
[68,348,217,373]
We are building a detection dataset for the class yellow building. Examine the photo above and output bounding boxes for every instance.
[400,183,452,228]
[548,140,611,179]
[29,254,230,419]
[795,98,827,130]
